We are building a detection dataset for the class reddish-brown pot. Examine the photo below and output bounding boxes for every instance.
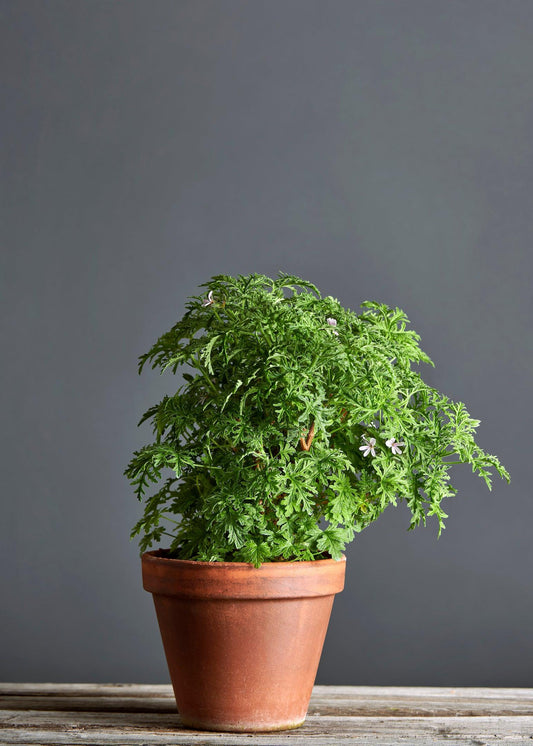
[142,549,346,732]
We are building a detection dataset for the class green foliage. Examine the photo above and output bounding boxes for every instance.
[124,273,510,566]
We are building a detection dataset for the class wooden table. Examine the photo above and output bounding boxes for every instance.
[1,683,532,745]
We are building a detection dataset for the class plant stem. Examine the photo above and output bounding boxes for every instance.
[299,421,316,451]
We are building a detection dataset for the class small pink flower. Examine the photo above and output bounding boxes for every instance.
[202,290,214,307]
[386,437,405,455]
[359,436,377,457]
[327,317,339,335]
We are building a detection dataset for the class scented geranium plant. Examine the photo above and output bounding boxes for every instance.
[125,273,509,566]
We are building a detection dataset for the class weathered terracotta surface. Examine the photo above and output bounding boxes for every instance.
[142,550,346,732]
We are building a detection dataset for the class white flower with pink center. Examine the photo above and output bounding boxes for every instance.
[386,437,405,455]
[202,290,214,307]
[359,436,377,457]
[326,317,339,335]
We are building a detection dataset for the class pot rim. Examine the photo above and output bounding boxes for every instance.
[142,549,346,599]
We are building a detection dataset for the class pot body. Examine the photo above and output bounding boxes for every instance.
[142,550,346,732]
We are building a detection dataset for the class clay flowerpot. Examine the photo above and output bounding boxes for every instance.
[141,549,346,732]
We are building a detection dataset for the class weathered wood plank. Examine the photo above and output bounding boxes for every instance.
[2,693,533,717]
[2,683,533,695]
[0,696,176,714]
[1,685,533,745]
[310,686,533,717]
[2,685,533,716]
[4,683,533,698]
[1,711,533,745]
[0,684,172,697]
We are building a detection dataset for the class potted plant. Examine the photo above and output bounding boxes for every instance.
[125,272,509,732]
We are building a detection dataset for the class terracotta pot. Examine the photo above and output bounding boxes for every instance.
[141,549,346,732]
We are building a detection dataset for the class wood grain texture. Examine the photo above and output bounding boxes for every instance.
[1,684,532,745]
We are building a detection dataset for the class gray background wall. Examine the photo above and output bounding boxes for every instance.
[1,0,532,686]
